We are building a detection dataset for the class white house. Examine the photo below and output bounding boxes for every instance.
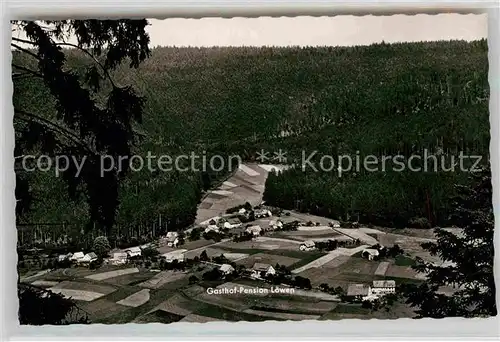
[166,231,178,239]
[125,246,142,258]
[162,249,187,263]
[109,252,128,265]
[165,232,179,247]
[223,218,242,229]
[362,248,380,261]
[204,225,220,233]
[219,264,235,275]
[58,253,73,262]
[299,240,316,251]
[371,280,396,296]
[269,220,283,230]
[347,284,371,299]
[70,252,84,262]
[200,216,222,227]
[245,225,262,236]
[238,208,247,215]
[250,263,275,279]
[80,252,98,264]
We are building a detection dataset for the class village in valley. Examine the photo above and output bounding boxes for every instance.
[18,163,454,323]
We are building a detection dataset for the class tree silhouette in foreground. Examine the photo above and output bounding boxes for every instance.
[400,166,496,317]
[18,284,89,325]
[13,19,150,325]
[13,20,150,232]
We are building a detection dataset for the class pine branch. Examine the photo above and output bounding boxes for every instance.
[10,42,39,60]
[12,63,43,78]
[15,109,95,154]
[55,42,117,88]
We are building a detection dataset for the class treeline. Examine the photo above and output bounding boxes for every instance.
[14,40,489,234]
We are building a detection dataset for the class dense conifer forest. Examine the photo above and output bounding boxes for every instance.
[14,39,489,240]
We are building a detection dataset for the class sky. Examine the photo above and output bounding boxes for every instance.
[145,14,488,47]
[11,14,487,48]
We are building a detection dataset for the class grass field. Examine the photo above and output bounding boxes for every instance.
[236,252,300,268]
[51,280,117,295]
[219,239,298,251]
[80,298,130,321]
[99,286,142,302]
[102,271,154,286]
[95,288,176,324]
[139,270,188,289]
[117,289,151,307]
[184,247,247,260]
[395,255,416,266]
[330,257,381,277]
[288,252,328,270]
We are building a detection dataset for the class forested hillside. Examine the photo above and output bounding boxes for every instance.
[14,39,489,238]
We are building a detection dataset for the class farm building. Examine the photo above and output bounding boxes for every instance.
[165,232,179,247]
[125,246,142,258]
[219,264,235,275]
[70,252,84,262]
[80,252,98,264]
[346,284,371,301]
[299,240,316,251]
[254,209,272,218]
[58,253,72,262]
[250,263,275,279]
[204,225,220,233]
[200,216,222,226]
[245,225,262,236]
[109,252,128,265]
[223,218,242,229]
[269,220,283,230]
[371,280,396,296]
[162,249,187,263]
[362,248,380,261]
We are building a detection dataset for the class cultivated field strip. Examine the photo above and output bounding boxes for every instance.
[116,289,151,307]
[48,288,106,301]
[292,245,368,273]
[85,267,139,281]
[139,271,187,289]
[30,280,60,287]
[374,261,390,276]
[195,164,278,223]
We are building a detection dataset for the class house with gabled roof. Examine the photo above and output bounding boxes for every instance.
[125,246,142,258]
[219,264,235,275]
[371,280,396,295]
[300,240,316,251]
[245,225,262,236]
[250,262,275,279]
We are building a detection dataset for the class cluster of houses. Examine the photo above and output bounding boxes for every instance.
[212,262,275,279]
[201,216,243,234]
[58,251,98,265]
[107,233,184,265]
[346,280,396,301]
